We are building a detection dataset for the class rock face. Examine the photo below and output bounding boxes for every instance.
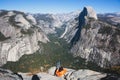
[84,6,97,20]
[61,6,97,42]
[71,20,120,67]
[62,7,120,67]
[26,14,37,25]
[15,14,31,29]
[60,18,79,42]
[0,10,49,66]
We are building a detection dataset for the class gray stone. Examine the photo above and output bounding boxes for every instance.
[0,10,49,66]
[0,68,22,80]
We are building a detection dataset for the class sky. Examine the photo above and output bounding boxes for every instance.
[0,0,120,14]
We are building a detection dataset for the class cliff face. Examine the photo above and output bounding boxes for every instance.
[0,10,49,66]
[71,20,120,67]
[62,7,120,68]
[61,6,97,43]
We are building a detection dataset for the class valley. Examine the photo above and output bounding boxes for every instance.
[0,6,120,80]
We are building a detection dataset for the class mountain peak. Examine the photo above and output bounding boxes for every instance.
[83,6,97,20]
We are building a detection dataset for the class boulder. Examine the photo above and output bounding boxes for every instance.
[0,68,22,80]
[15,14,31,29]
[67,69,106,80]
[26,14,37,25]
[48,66,56,75]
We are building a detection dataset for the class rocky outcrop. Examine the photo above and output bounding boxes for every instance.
[1,67,120,80]
[15,14,31,29]
[84,6,97,20]
[0,10,49,66]
[61,6,97,43]
[26,14,37,25]
[2,66,104,80]
[47,67,106,80]
[61,7,120,68]
[0,68,22,80]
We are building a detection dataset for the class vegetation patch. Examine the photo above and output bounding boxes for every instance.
[2,34,102,73]
[0,32,11,41]
[55,25,66,37]
[104,66,120,75]
[21,28,34,35]
[83,24,91,30]
[98,25,112,35]
[0,10,8,17]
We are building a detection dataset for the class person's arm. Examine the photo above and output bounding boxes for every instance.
[55,70,60,76]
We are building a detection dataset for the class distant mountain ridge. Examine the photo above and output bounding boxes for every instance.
[33,10,80,34]
[98,12,120,26]
[33,10,120,36]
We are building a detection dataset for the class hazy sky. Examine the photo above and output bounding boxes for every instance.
[0,0,120,13]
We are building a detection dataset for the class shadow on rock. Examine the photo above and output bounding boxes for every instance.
[32,74,40,80]
[14,73,23,80]
[100,74,120,80]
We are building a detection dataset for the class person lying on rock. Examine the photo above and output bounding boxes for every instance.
[55,66,67,77]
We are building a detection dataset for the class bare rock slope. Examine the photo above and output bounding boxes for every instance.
[0,10,49,66]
